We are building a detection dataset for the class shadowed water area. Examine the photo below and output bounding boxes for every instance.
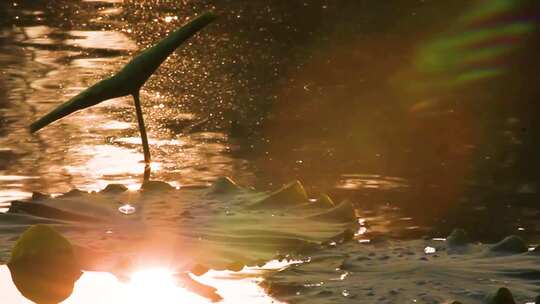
[1,0,540,303]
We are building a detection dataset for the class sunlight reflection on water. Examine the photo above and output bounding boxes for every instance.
[63,145,160,176]
[65,30,136,51]
[0,261,292,304]
[0,189,31,205]
[0,3,255,200]
[336,174,408,190]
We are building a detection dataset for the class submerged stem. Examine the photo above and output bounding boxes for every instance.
[143,164,151,183]
[133,92,151,164]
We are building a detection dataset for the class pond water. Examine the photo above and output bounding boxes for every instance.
[1,0,540,303]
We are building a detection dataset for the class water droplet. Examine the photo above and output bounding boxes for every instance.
[424,246,436,254]
[355,227,368,236]
[118,204,136,215]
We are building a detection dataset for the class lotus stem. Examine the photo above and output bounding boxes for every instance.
[133,92,151,164]
[143,164,151,183]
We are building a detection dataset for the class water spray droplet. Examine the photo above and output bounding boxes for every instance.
[118,204,136,215]
[424,246,436,254]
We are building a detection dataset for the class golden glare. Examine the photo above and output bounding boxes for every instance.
[125,268,209,304]
[1,261,290,303]
[0,189,31,205]
[64,145,161,177]
[126,183,142,191]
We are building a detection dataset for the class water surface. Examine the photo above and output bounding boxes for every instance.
[1,0,540,302]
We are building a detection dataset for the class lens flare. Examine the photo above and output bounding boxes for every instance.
[126,268,208,304]
[395,0,536,106]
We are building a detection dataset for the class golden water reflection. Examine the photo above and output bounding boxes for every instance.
[0,261,291,304]
[336,174,408,190]
[65,30,136,51]
[0,190,31,205]
[0,19,254,199]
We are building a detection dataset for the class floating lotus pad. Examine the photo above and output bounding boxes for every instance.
[250,180,308,209]
[9,225,77,266]
[490,235,528,254]
[446,228,470,247]
[308,201,356,223]
[141,180,175,192]
[209,177,240,194]
[101,184,128,194]
[0,178,356,273]
[484,287,516,304]
[264,236,539,304]
[9,200,100,222]
[31,191,50,201]
[313,194,335,208]
[8,225,82,304]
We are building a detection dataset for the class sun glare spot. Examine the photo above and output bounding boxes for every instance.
[0,189,31,204]
[126,268,208,304]
[163,16,178,23]
[127,183,142,191]
[1,261,290,303]
[130,268,175,287]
